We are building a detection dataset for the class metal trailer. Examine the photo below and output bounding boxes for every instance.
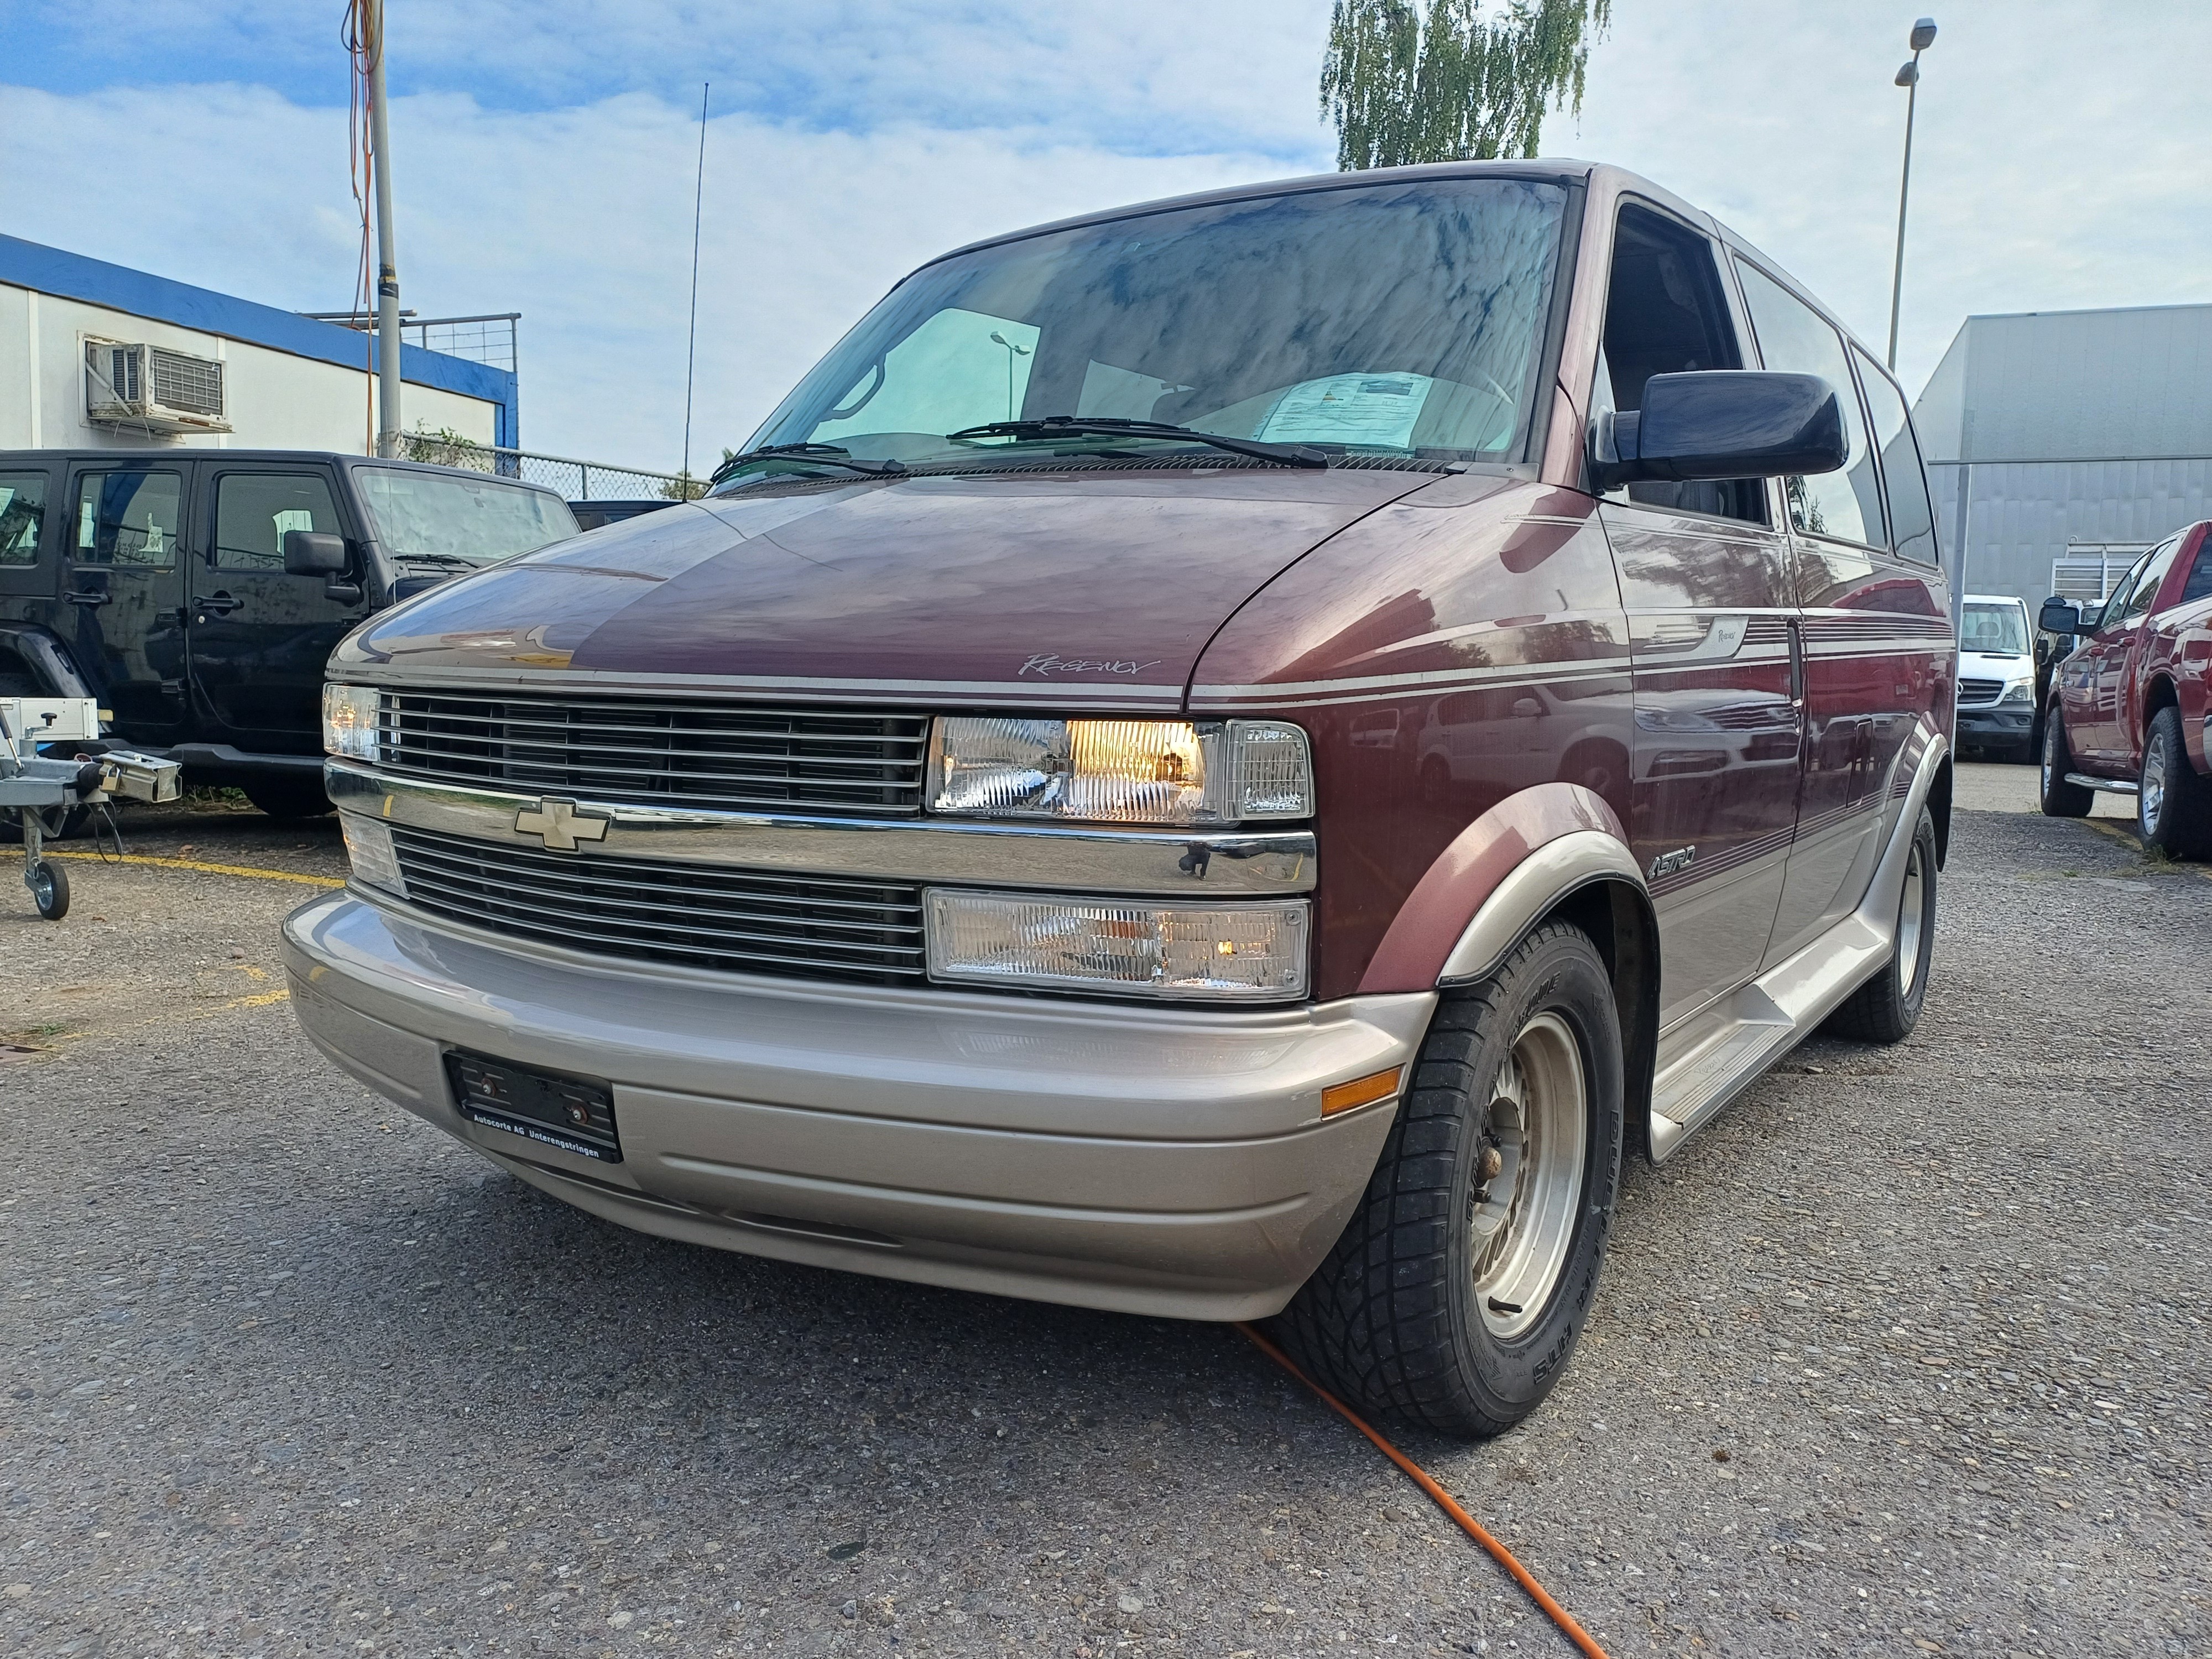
[1,697,180,920]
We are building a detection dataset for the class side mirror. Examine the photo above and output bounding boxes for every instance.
[283,529,348,577]
[2038,597,2084,637]
[1594,371,1846,491]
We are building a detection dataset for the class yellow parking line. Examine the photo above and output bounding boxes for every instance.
[27,851,344,889]
[2081,816,2212,883]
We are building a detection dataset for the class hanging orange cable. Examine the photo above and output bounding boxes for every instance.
[1235,1323,1613,1659]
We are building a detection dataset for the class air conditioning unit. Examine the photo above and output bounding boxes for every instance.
[84,340,232,434]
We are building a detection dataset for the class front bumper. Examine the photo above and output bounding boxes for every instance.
[281,890,1433,1321]
[1957,705,2033,745]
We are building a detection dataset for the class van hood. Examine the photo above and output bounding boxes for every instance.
[336,468,1455,708]
[1958,649,2033,681]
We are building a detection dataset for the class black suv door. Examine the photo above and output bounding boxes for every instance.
[61,461,192,745]
[189,463,371,755]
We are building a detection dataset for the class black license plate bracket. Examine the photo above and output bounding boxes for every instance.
[445,1050,622,1162]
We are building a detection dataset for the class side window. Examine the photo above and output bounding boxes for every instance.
[214,472,343,571]
[74,470,182,568]
[1597,205,1762,523]
[0,471,48,566]
[1852,347,1938,565]
[1734,261,1884,548]
[2094,550,2156,630]
[2121,538,2183,623]
[2180,538,2212,607]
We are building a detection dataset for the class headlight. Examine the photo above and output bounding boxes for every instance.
[323,683,382,761]
[925,889,1307,999]
[2000,678,2034,705]
[928,717,1312,825]
[339,813,405,895]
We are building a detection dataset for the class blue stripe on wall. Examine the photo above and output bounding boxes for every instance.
[0,234,518,445]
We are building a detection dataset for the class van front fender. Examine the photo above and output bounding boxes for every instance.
[1357,782,1648,994]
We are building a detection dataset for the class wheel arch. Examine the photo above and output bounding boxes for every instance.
[0,627,93,699]
[1356,783,1661,1161]
[1927,750,1954,870]
[2143,671,2180,726]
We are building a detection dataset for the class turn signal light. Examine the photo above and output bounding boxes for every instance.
[1321,1066,1404,1117]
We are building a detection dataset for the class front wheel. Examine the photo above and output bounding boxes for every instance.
[27,858,69,921]
[2138,705,2212,859]
[1827,805,1937,1045]
[2039,711,2094,818]
[1276,922,1624,1438]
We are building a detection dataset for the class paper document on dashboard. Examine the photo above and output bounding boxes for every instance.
[1255,373,1434,448]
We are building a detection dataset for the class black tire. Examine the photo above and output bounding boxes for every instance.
[1275,922,1625,1438]
[2039,709,2094,818]
[28,858,69,921]
[241,776,335,820]
[1827,805,1938,1045]
[2138,705,2212,860]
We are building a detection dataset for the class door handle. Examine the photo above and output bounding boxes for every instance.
[196,592,244,616]
[62,588,111,607]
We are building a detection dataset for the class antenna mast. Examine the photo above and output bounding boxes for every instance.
[681,83,709,495]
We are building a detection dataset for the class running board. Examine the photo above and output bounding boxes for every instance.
[2065,772,2137,795]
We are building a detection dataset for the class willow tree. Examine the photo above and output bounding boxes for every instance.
[1321,0,1613,170]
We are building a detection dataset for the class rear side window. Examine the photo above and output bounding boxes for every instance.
[2179,536,2212,607]
[214,472,343,570]
[1852,347,1939,565]
[74,470,181,568]
[1734,261,1885,549]
[0,471,46,565]
[1598,205,1761,523]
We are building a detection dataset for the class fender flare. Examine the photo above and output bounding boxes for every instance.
[0,627,92,698]
[1357,782,1650,995]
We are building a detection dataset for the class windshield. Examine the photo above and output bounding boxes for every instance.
[1962,601,2030,656]
[736,177,1567,479]
[356,468,578,565]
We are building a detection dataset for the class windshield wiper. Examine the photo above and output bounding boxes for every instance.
[943,416,1328,469]
[710,442,906,486]
[391,552,475,570]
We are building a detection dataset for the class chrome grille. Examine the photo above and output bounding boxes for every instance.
[388,825,926,985]
[1957,677,2004,706]
[378,690,928,816]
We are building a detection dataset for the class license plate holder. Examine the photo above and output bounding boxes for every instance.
[445,1050,622,1163]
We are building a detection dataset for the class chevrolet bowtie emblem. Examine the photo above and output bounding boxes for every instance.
[513,797,610,852]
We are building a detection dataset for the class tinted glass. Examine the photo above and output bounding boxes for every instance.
[74,470,181,567]
[2180,539,2212,607]
[741,179,1567,477]
[2122,537,2183,621]
[1961,602,2029,656]
[2093,550,2156,630]
[1735,261,1884,547]
[214,472,343,570]
[1853,346,1938,565]
[356,469,578,565]
[0,471,46,566]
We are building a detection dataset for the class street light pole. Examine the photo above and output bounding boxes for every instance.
[364,0,403,457]
[1885,16,1937,371]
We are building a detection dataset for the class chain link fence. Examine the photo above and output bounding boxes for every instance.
[395,432,701,502]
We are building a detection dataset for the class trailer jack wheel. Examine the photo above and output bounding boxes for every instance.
[27,858,68,921]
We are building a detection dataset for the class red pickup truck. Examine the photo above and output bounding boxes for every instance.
[2041,520,2212,856]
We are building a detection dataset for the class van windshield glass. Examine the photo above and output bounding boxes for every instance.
[356,469,578,565]
[1961,602,2028,656]
[737,177,1567,478]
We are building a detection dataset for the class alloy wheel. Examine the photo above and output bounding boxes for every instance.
[1470,1011,1589,1340]
[1897,838,1927,997]
[2142,726,2171,833]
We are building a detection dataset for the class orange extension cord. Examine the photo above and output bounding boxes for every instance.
[1235,1324,1612,1659]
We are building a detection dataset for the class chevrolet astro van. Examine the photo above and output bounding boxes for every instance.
[284,162,1956,1437]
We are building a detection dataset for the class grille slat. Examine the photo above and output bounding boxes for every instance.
[389,825,927,985]
[379,690,930,816]
[1958,677,2004,705]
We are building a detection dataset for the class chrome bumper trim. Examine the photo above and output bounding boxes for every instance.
[325,760,1316,896]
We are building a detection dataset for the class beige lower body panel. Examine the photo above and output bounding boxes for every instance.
[283,891,1432,1321]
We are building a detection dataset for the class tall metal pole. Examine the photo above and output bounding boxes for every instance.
[366,0,403,457]
[1885,19,1937,372]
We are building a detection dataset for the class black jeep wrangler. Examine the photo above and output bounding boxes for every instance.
[0,450,576,818]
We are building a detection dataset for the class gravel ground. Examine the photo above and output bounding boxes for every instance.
[2,794,2206,1658]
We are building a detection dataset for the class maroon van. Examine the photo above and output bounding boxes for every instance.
[284,162,1956,1437]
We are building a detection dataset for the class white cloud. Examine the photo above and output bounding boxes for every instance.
[4,0,2210,467]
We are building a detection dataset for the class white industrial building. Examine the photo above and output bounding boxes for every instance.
[1913,302,2212,608]
[0,233,516,457]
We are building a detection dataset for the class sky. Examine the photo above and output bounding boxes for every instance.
[4,1,2208,472]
